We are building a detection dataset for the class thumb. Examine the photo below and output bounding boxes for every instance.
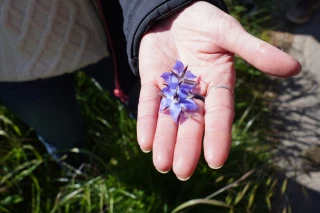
[216,13,301,77]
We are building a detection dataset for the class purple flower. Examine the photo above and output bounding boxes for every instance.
[160,60,198,123]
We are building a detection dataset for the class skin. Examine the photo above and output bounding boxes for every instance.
[137,1,301,180]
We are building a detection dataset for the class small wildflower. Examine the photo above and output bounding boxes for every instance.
[160,60,198,123]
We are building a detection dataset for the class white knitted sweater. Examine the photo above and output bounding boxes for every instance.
[0,0,108,81]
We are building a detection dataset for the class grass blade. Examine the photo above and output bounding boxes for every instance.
[172,199,231,213]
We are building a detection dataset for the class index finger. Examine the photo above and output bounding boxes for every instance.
[136,79,160,152]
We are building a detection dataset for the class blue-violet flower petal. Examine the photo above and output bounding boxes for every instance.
[160,60,198,123]
[160,72,179,88]
[160,97,171,111]
[170,103,182,123]
[172,60,185,76]
[184,70,197,80]
[180,98,198,111]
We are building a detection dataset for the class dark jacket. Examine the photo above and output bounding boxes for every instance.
[101,0,228,95]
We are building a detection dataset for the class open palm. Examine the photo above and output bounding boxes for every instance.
[137,1,300,180]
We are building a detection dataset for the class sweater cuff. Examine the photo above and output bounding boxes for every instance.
[129,0,228,75]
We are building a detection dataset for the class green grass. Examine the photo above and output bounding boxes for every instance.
[0,1,283,213]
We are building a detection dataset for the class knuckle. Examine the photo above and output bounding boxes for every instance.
[176,137,197,144]
[205,103,234,114]
[137,114,158,122]
[252,42,268,66]
[153,133,170,142]
[139,95,159,104]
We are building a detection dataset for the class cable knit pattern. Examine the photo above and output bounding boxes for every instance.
[0,0,108,81]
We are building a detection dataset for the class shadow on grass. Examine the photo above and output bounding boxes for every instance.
[268,70,320,170]
[267,70,320,212]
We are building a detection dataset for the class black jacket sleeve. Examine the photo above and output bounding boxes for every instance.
[119,0,228,75]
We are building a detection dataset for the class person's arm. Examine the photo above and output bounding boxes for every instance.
[119,0,228,75]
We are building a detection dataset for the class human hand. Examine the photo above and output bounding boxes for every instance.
[137,1,301,180]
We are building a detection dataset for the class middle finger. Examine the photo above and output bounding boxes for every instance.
[173,99,204,180]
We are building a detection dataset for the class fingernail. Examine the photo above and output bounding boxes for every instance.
[158,169,170,174]
[209,164,224,169]
[177,176,191,181]
[141,148,151,153]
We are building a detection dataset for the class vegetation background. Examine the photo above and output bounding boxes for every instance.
[0,0,287,212]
